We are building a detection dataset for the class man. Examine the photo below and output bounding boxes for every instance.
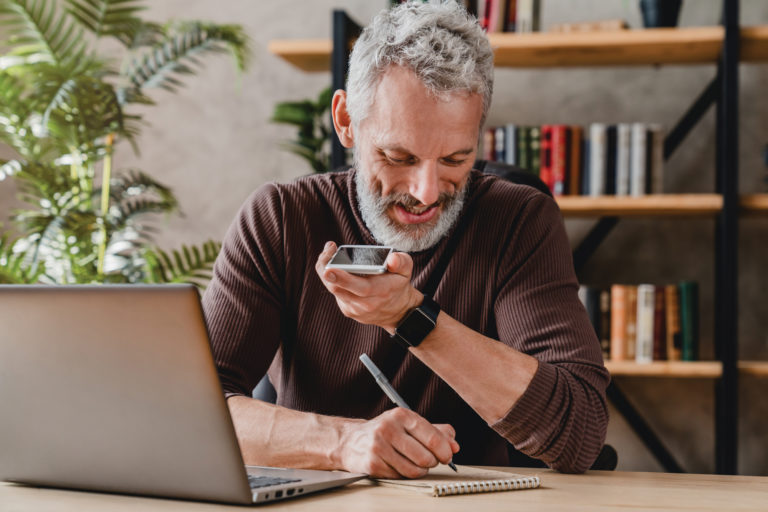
[202,1,608,478]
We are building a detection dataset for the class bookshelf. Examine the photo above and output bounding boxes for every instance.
[269,25,768,72]
[269,1,766,475]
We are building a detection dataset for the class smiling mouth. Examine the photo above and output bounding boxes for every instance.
[392,204,439,224]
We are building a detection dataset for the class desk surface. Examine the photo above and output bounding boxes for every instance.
[3,467,768,512]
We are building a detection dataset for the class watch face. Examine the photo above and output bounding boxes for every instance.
[398,308,436,347]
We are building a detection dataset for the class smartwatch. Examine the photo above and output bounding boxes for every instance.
[391,295,441,349]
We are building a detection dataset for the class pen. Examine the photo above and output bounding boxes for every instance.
[359,353,458,472]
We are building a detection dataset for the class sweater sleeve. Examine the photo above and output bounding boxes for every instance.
[201,184,286,398]
[490,192,610,473]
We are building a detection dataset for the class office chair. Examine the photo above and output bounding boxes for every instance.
[250,160,617,471]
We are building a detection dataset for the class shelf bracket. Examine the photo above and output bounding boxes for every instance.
[607,382,685,473]
[664,77,720,161]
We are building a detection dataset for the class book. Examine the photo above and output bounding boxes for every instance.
[504,0,517,32]
[605,125,618,195]
[504,123,517,165]
[652,286,667,360]
[529,126,541,175]
[568,125,583,195]
[539,125,553,191]
[483,127,495,161]
[374,465,541,497]
[615,123,632,196]
[625,285,638,359]
[610,284,627,361]
[599,288,611,359]
[679,281,699,361]
[551,124,568,196]
[665,284,682,361]
[517,126,531,172]
[588,123,607,196]
[649,124,665,194]
[630,123,647,196]
[635,284,655,363]
[516,0,539,33]
[495,125,506,162]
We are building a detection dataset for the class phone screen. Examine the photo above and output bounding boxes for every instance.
[330,246,391,267]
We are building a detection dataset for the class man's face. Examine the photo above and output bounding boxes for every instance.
[352,66,483,252]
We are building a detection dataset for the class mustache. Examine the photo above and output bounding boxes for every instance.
[379,190,459,210]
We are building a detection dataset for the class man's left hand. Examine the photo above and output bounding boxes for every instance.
[316,241,422,333]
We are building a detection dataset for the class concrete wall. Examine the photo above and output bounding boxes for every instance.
[1,0,766,475]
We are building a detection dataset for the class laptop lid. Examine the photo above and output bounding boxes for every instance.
[0,284,363,504]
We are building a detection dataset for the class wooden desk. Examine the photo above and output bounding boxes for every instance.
[3,467,767,511]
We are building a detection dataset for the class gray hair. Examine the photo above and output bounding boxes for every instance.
[346,0,494,129]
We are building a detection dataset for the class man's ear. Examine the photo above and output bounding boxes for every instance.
[331,89,354,149]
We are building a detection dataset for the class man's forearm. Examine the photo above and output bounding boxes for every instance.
[411,311,538,425]
[227,395,357,469]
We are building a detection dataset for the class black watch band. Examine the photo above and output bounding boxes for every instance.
[391,295,440,349]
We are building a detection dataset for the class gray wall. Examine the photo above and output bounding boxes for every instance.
[1,0,766,475]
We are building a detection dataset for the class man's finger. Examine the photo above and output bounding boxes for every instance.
[385,251,413,278]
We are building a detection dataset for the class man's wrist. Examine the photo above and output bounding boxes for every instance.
[390,293,440,349]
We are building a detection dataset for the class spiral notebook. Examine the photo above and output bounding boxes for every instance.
[373,465,541,497]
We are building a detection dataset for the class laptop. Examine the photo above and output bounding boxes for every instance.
[0,284,366,504]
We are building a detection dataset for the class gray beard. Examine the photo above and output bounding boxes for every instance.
[354,166,468,253]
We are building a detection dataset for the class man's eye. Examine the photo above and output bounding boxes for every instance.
[386,156,413,165]
[442,158,466,166]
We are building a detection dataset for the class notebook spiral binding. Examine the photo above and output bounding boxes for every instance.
[433,475,541,497]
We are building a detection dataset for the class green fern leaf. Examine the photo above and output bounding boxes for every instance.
[0,0,86,65]
[143,240,220,289]
[64,0,144,41]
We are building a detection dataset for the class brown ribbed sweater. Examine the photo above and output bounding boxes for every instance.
[202,169,609,473]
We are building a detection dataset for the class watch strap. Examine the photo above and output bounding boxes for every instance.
[391,295,441,349]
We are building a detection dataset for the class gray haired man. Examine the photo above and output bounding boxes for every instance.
[204,0,609,478]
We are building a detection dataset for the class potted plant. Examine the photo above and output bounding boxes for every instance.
[0,0,249,286]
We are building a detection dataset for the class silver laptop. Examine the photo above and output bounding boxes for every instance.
[0,284,366,504]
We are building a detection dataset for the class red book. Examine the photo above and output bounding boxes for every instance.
[568,125,583,195]
[483,127,495,162]
[539,125,553,192]
[551,125,568,196]
[653,286,667,361]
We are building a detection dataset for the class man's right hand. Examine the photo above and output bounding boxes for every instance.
[336,407,459,478]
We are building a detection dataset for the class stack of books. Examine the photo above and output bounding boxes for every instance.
[392,1,541,33]
[482,123,665,197]
[579,282,700,363]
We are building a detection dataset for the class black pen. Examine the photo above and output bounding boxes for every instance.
[359,353,458,472]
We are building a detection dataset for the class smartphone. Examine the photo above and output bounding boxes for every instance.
[325,245,394,275]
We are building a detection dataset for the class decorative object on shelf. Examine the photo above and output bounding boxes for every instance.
[0,0,249,286]
[271,86,333,174]
[639,0,683,28]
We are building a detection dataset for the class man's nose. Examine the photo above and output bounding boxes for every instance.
[409,160,440,206]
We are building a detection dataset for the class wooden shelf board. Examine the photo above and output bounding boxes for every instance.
[267,39,332,72]
[556,194,722,217]
[738,361,768,377]
[740,194,768,215]
[741,25,768,62]
[268,26,768,72]
[487,27,723,68]
[606,360,722,378]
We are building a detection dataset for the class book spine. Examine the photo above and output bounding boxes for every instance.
[504,0,517,32]
[665,284,682,361]
[568,125,583,196]
[635,284,655,363]
[495,126,506,162]
[599,288,611,361]
[529,126,541,176]
[504,123,517,165]
[616,123,632,196]
[605,125,618,195]
[652,286,667,360]
[483,127,495,161]
[610,285,626,361]
[679,281,699,361]
[517,126,530,172]
[589,123,606,196]
[625,285,638,359]
[644,126,653,194]
[539,125,553,191]
[516,0,533,33]
[487,0,503,33]
[581,137,591,195]
[551,125,568,196]
[649,124,665,194]
[630,123,647,196]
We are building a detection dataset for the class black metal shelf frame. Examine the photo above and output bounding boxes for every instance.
[328,2,740,475]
